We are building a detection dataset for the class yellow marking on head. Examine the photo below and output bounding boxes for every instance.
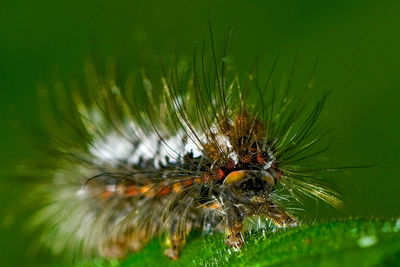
[262,173,275,186]
[223,170,247,185]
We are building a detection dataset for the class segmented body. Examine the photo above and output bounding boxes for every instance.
[30,46,342,260]
[74,110,295,259]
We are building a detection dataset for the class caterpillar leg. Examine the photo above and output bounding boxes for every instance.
[100,232,147,259]
[164,235,184,260]
[224,220,244,249]
[99,238,128,259]
[163,216,187,260]
[127,234,147,252]
[224,204,245,249]
[265,202,297,228]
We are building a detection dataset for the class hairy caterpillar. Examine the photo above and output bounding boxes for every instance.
[27,34,343,261]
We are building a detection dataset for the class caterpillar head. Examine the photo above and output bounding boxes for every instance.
[199,112,284,215]
[223,169,279,205]
[222,135,281,201]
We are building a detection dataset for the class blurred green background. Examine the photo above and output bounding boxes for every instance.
[1,0,399,266]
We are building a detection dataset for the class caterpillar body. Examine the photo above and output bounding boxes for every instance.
[29,39,342,261]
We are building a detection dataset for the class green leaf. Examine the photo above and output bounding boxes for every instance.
[78,219,400,267]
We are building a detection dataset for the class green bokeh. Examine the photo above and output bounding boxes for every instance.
[1,0,399,266]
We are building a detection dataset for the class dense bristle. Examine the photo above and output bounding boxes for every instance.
[23,34,345,260]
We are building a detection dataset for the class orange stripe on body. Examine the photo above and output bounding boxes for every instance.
[184,179,194,187]
[125,185,141,196]
[172,183,183,193]
[257,153,264,165]
[157,185,171,197]
[100,191,113,200]
[200,202,222,210]
[217,168,225,181]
